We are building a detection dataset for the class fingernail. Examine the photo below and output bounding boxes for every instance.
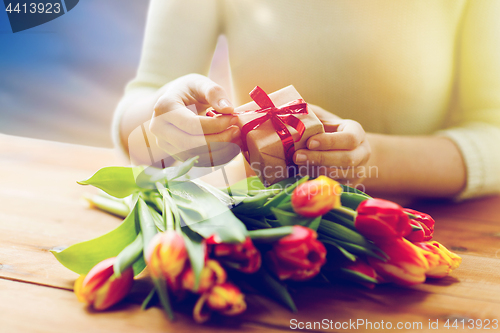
[295,153,307,163]
[308,140,320,149]
[231,127,240,139]
[219,99,232,109]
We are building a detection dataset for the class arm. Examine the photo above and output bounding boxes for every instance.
[113,0,236,166]
[295,106,466,198]
[295,0,500,199]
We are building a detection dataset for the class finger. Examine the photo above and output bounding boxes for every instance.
[294,144,370,168]
[151,108,238,135]
[307,120,365,150]
[190,77,234,114]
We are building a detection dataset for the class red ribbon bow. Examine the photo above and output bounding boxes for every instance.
[208,86,308,167]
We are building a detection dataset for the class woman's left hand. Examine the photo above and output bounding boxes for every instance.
[293,104,372,185]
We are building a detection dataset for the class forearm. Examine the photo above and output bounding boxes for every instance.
[364,134,466,197]
[115,85,170,165]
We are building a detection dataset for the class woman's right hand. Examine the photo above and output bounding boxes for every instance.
[149,74,241,167]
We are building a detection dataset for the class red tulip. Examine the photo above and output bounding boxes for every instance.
[193,283,247,323]
[404,208,435,242]
[181,259,227,294]
[267,225,327,281]
[207,236,261,274]
[74,257,134,310]
[342,259,380,289]
[367,238,429,286]
[414,241,462,278]
[292,176,342,217]
[355,199,412,241]
[145,231,189,290]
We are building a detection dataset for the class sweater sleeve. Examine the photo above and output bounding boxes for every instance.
[111,0,222,158]
[437,0,500,200]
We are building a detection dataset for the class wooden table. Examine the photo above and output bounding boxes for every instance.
[1,133,500,332]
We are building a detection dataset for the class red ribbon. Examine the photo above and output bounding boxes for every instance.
[208,86,308,167]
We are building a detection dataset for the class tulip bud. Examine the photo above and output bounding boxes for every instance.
[291,176,342,217]
[181,259,227,294]
[145,231,189,290]
[367,238,429,286]
[193,283,247,323]
[74,257,134,310]
[414,241,462,278]
[207,236,262,274]
[404,208,435,242]
[355,199,412,240]
[267,225,327,281]
[342,259,379,289]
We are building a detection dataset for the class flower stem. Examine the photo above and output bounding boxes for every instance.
[332,206,357,219]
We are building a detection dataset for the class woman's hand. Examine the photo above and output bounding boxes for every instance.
[294,104,372,185]
[149,74,241,166]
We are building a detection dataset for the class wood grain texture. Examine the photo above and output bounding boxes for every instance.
[1,133,500,332]
[0,279,288,333]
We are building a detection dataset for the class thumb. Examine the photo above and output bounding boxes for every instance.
[194,77,234,114]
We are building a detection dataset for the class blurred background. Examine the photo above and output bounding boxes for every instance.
[0,0,231,148]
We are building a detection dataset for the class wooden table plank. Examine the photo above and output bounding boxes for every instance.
[0,279,288,333]
[2,133,500,332]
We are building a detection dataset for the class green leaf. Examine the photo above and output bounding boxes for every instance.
[170,181,247,243]
[323,211,357,231]
[270,207,320,230]
[318,219,373,249]
[226,176,266,195]
[83,193,130,218]
[141,288,156,310]
[340,192,370,211]
[260,176,309,215]
[248,226,294,243]
[333,239,387,262]
[152,277,174,320]
[231,191,275,216]
[137,198,159,252]
[318,236,357,262]
[339,267,378,285]
[51,204,140,275]
[77,166,146,198]
[180,227,205,290]
[113,232,145,277]
[235,215,271,230]
[253,267,297,312]
[149,205,166,232]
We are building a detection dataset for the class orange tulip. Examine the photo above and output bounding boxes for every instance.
[267,225,327,281]
[145,231,189,290]
[181,259,227,294]
[74,257,134,310]
[368,238,430,286]
[414,241,462,278]
[291,176,342,217]
[193,283,247,323]
[207,236,262,274]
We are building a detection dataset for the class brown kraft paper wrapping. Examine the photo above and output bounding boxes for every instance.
[233,85,325,186]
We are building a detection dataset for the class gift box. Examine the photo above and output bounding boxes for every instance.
[217,86,325,186]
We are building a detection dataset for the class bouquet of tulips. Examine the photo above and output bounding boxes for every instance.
[53,157,461,323]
